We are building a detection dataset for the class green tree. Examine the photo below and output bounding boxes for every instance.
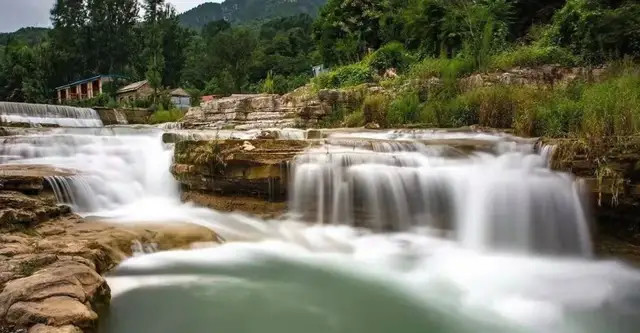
[180,35,209,90]
[86,0,139,75]
[313,0,391,65]
[50,0,89,84]
[208,28,257,93]
[143,0,166,106]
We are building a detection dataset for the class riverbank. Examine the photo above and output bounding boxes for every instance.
[0,165,219,333]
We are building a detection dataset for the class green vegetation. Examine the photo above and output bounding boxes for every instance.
[2,0,640,138]
[148,108,186,124]
[178,0,327,30]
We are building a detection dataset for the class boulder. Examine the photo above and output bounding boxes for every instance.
[28,324,82,333]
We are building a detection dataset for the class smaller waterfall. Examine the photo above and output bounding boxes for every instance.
[289,136,591,256]
[0,102,103,127]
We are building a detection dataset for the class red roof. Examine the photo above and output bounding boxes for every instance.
[201,95,220,102]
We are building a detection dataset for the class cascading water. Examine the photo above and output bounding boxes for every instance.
[0,102,104,127]
[1,124,639,333]
[288,138,590,256]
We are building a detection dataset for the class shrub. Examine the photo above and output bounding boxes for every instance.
[407,57,476,81]
[148,109,186,124]
[546,0,640,64]
[465,86,518,129]
[368,42,416,74]
[421,94,476,128]
[534,96,583,137]
[580,71,640,137]
[490,45,578,70]
[312,62,374,89]
[387,92,421,126]
[318,104,347,128]
[344,109,365,127]
[362,94,390,126]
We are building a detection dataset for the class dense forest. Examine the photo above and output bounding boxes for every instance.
[0,0,639,119]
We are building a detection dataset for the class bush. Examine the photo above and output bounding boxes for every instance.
[580,71,640,137]
[148,109,186,124]
[344,109,365,127]
[421,94,476,128]
[387,92,421,126]
[368,42,416,74]
[534,96,583,137]
[362,94,390,126]
[407,57,476,81]
[490,45,578,70]
[546,0,640,64]
[312,62,374,89]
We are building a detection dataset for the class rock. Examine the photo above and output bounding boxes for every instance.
[181,89,358,130]
[306,129,323,139]
[0,192,71,229]
[28,324,82,333]
[6,296,97,328]
[364,122,380,129]
[242,141,256,151]
[0,261,106,329]
[181,191,287,219]
[172,140,312,201]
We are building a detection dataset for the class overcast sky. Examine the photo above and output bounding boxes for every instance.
[0,0,216,33]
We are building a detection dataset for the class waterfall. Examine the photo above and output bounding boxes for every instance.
[1,127,638,333]
[1,132,178,213]
[0,102,103,127]
[289,137,591,256]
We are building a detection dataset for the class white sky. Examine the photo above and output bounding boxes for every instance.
[0,0,217,33]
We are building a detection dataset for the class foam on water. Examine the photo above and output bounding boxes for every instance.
[1,127,639,333]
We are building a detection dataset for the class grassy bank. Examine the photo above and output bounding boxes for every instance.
[312,52,640,140]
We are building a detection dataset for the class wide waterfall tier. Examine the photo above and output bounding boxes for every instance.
[0,102,103,127]
[0,132,177,213]
[289,139,592,256]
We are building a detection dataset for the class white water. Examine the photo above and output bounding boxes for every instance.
[0,102,103,127]
[1,127,639,332]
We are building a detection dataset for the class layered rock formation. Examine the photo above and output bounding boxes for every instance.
[172,140,312,208]
[543,137,640,263]
[0,165,219,333]
[181,86,372,130]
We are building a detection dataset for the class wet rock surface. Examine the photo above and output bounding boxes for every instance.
[0,169,219,332]
[0,166,74,195]
[172,139,312,202]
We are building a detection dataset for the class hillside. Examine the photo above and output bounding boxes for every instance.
[0,27,49,46]
[179,0,326,29]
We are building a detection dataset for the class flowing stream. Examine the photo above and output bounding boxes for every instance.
[1,114,639,332]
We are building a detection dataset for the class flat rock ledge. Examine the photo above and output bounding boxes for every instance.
[0,168,219,333]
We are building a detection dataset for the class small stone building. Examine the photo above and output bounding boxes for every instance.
[170,88,191,110]
[116,80,153,104]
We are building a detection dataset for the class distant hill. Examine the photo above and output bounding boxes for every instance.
[179,0,327,29]
[0,27,50,46]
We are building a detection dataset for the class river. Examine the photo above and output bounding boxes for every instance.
[1,105,639,333]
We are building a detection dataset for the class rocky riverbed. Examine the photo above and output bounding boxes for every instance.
[0,165,219,333]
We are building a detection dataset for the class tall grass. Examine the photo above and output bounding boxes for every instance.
[490,45,578,70]
[416,63,640,138]
[148,109,186,124]
[362,94,390,126]
[387,92,421,126]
